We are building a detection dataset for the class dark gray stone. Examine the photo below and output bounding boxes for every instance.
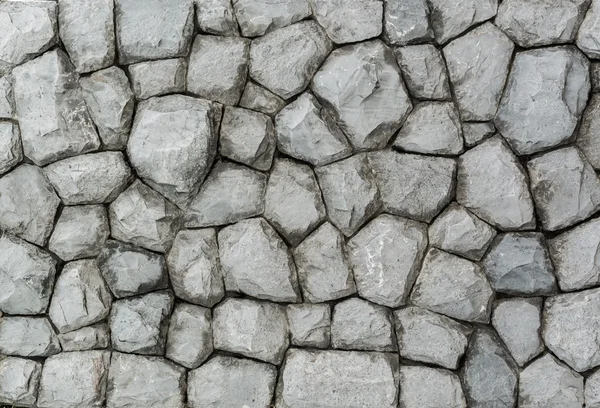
[394,44,451,100]
[233,0,310,37]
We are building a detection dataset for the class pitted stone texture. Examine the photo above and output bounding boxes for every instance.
[394,102,463,155]
[428,0,498,44]
[218,218,300,302]
[383,0,433,45]
[276,349,400,408]
[0,357,42,407]
[578,0,600,59]
[586,369,600,408]
[410,248,494,323]
[495,46,590,156]
[519,353,584,408]
[0,233,56,315]
[115,0,194,64]
[185,162,267,227]
[444,23,514,121]
[128,58,187,100]
[12,49,100,166]
[195,0,239,36]
[220,106,275,170]
[250,21,332,99]
[233,0,311,37]
[0,164,59,246]
[58,0,114,73]
[188,356,277,408]
[0,76,14,119]
[394,306,472,370]
[593,62,600,91]
[0,317,60,357]
[457,136,535,230]
[492,298,544,366]
[462,122,495,147]
[0,1,57,76]
[239,81,286,116]
[347,214,428,308]
[400,366,466,408]
[331,298,395,352]
[294,223,356,303]
[368,150,456,222]
[128,94,221,208]
[98,240,168,299]
[264,159,326,246]
[213,298,289,365]
[275,92,351,166]
[37,351,110,408]
[49,260,112,334]
[167,229,224,308]
[80,66,135,150]
[310,0,383,44]
[44,152,132,205]
[528,147,600,231]
[0,122,22,175]
[165,303,213,369]
[109,180,181,253]
[578,94,600,170]
[394,44,450,100]
[107,352,186,408]
[58,323,110,352]
[312,40,411,150]
[287,304,331,348]
[109,291,174,355]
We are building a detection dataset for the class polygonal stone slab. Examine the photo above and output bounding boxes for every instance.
[462,121,495,147]
[287,304,331,348]
[578,0,600,59]
[577,94,600,170]
[128,58,187,100]
[195,0,239,36]
[310,0,383,44]
[0,357,42,407]
[400,366,466,408]
[383,0,433,45]
[0,122,22,175]
[586,369,600,408]
[233,0,311,37]
[0,317,60,357]
[394,44,450,100]
[239,81,286,116]
[165,303,213,369]
[0,76,13,120]
[58,323,110,352]
[428,0,498,44]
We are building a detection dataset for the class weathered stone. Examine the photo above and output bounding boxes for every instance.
[410,248,494,323]
[495,46,590,155]
[593,62,600,91]
[0,317,60,357]
[394,44,451,100]
[383,0,433,45]
[585,369,600,408]
[287,304,331,348]
[578,94,600,170]
[347,214,428,308]
[213,298,289,364]
[400,366,466,408]
[0,122,22,175]
[166,303,213,369]
[0,76,14,119]
[456,136,535,230]
[428,0,498,44]
[310,0,383,44]
[462,122,495,147]
[195,0,239,36]
[128,58,187,100]
[239,81,286,115]
[0,357,42,407]
[58,323,110,352]
[233,0,311,37]
[250,21,332,99]
[218,218,300,302]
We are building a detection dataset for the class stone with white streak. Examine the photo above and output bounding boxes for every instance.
[383,0,433,45]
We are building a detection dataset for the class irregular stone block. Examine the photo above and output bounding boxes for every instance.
[195,0,239,36]
[0,76,14,119]
[577,94,600,169]
[429,0,498,44]
[383,0,433,45]
[166,303,213,369]
[128,58,187,100]
[394,44,450,100]
[400,366,467,408]
[586,369,600,408]
[0,122,22,175]
[58,323,110,352]
[310,0,383,44]
[0,317,60,357]
[287,304,331,348]
[239,81,286,115]
[0,357,42,407]
[462,122,495,147]
[233,0,310,37]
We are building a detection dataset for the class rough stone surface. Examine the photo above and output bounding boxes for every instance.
[58,323,110,352]
[128,58,187,100]
[0,317,60,357]
[310,0,383,44]
[400,366,466,408]
[578,94,600,170]
[578,0,600,59]
[0,357,42,407]
[0,76,13,120]
[383,0,433,45]
[239,81,286,115]
[287,304,331,348]
[233,0,311,37]
[195,0,239,36]
[462,122,495,147]
[165,303,213,369]
[585,369,600,408]
[0,122,22,175]
[394,44,450,100]
[428,0,498,44]
[593,62,600,91]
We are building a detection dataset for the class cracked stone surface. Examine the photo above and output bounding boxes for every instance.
[383,0,433,45]
[394,44,450,100]
[462,122,495,147]
[428,0,498,44]
[287,303,331,348]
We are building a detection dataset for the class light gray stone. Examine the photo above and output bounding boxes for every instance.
[165,303,213,369]
[383,0,433,45]
[233,0,311,37]
[310,0,383,44]
[462,122,495,147]
[0,317,60,357]
[239,81,286,115]
[428,0,498,44]
[585,369,600,408]
[400,366,466,408]
[0,76,14,119]
[0,122,21,175]
[578,94,600,170]
[58,323,110,352]
[394,44,450,100]
[195,0,239,36]
[128,58,187,100]
[287,304,331,348]
[0,357,42,407]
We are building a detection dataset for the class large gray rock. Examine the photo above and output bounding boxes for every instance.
[585,369,600,408]
[394,44,451,100]
[383,0,433,45]
[0,164,60,246]
[577,94,600,170]
[443,23,514,121]
[400,366,466,408]
[578,0,600,58]
[287,304,331,348]
[239,81,286,116]
[12,49,100,166]
[276,349,400,408]
[0,357,42,407]
[58,323,110,352]
[428,0,497,44]
[128,58,187,100]
[312,40,411,150]
[495,46,590,155]
[347,214,428,308]
[213,298,289,364]
[462,121,495,147]
[128,94,221,208]
[250,21,332,99]
[456,136,535,230]
[233,0,310,37]
[165,303,213,369]
[310,0,383,44]
[218,218,300,302]
[0,122,22,175]
[0,317,60,357]
[195,0,239,36]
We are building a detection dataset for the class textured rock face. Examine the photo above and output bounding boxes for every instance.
[0,316,60,357]
[578,94,600,169]
[233,0,311,37]
[0,357,42,407]
[239,81,286,115]
[195,0,239,36]
[578,0,600,58]
[58,323,110,351]
[287,304,331,348]
[586,369,600,408]
[394,45,450,100]
[165,303,213,369]
[128,58,187,100]
[310,0,383,44]
[0,122,22,175]
[383,0,433,45]
[462,122,495,147]
[400,366,466,408]
[428,0,498,44]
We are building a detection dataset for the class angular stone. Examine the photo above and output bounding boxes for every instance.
[0,233,56,315]
[128,94,221,208]
[0,76,14,119]
[276,349,400,408]
[593,62,600,91]
[115,0,194,64]
[239,81,286,115]
[0,317,60,357]
[368,150,456,222]
[294,223,356,303]
[106,352,186,408]
[394,306,471,370]
[250,21,332,99]
[185,162,267,227]
[462,122,495,147]
[0,164,60,246]
[528,146,600,231]
[188,356,277,408]
[287,304,331,348]
[310,0,383,44]
[48,205,109,261]
[233,0,311,37]
[128,58,187,100]
[495,46,590,155]
[347,214,428,308]
[167,229,224,307]
[220,106,275,170]
[411,248,494,323]
[109,291,174,355]
[80,66,134,150]
[0,122,22,175]
[44,152,132,205]
[457,136,535,230]
[195,0,239,36]
[213,298,289,364]
[12,49,100,166]
[429,203,497,261]
[394,44,450,100]
[394,102,463,155]
[58,323,110,352]
[165,303,213,369]
[0,357,42,407]
[400,366,466,408]
[275,92,352,166]
[58,0,114,73]
[383,0,433,45]
[218,218,300,302]
[428,0,498,44]
[37,351,110,408]
[585,369,600,408]
[264,159,326,246]
[97,240,168,299]
[578,94,600,170]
